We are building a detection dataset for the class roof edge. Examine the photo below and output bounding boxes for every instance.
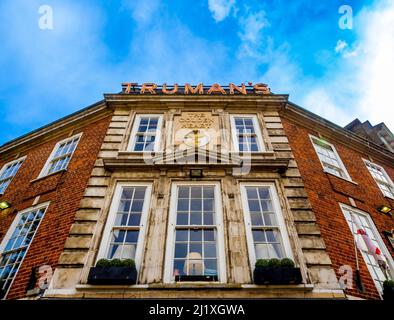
[284,101,394,160]
[0,99,107,154]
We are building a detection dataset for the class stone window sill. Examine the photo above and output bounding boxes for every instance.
[30,169,67,183]
[323,170,358,185]
[75,283,314,291]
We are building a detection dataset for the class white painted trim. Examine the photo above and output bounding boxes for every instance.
[339,203,394,295]
[163,181,227,283]
[37,132,82,179]
[0,202,50,299]
[240,182,294,269]
[96,182,152,274]
[127,114,163,152]
[362,158,394,199]
[309,134,352,181]
[230,114,265,152]
[0,155,26,195]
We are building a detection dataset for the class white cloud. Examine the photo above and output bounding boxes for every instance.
[238,10,269,43]
[293,0,394,131]
[121,0,160,24]
[353,1,394,130]
[208,0,236,22]
[237,10,270,59]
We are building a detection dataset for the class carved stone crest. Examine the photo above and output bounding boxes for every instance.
[179,112,214,129]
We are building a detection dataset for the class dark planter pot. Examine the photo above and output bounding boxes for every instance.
[383,286,394,300]
[87,266,137,285]
[175,275,218,282]
[253,267,302,285]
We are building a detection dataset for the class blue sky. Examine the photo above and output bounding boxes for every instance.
[0,0,393,145]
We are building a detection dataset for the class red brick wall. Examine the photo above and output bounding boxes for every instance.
[0,115,111,299]
[282,118,394,300]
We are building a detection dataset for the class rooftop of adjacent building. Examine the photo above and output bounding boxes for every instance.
[345,119,394,153]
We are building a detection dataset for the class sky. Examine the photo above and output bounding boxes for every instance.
[0,0,393,145]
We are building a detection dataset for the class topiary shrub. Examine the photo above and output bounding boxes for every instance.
[95,258,136,268]
[383,280,394,288]
[122,259,136,268]
[268,258,281,268]
[255,259,270,268]
[110,259,124,267]
[280,258,295,268]
[96,259,111,267]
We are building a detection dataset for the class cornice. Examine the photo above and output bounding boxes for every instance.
[282,102,394,166]
[0,100,110,156]
[103,93,289,106]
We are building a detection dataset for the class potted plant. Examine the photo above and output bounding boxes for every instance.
[253,258,302,285]
[87,258,137,285]
[383,280,394,300]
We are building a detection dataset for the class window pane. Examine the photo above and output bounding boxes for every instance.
[177,213,189,225]
[191,187,202,198]
[178,187,189,198]
[134,187,146,199]
[203,212,214,225]
[190,199,202,211]
[190,230,202,241]
[176,230,188,241]
[178,199,189,211]
[108,245,121,259]
[246,187,258,199]
[173,260,186,276]
[204,230,215,241]
[128,214,141,226]
[252,230,266,242]
[203,199,213,211]
[175,243,188,258]
[248,200,260,211]
[115,213,128,226]
[0,206,46,298]
[190,212,202,225]
[125,231,139,243]
[131,200,144,212]
[122,244,136,259]
[203,187,214,198]
[112,230,126,243]
[204,243,216,257]
[250,212,263,226]
[189,243,202,255]
[204,260,217,276]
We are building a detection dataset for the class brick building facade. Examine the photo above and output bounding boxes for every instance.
[281,103,394,300]
[0,103,111,299]
[0,83,393,300]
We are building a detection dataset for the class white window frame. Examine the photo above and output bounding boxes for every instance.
[339,203,394,295]
[230,115,265,152]
[37,133,82,178]
[96,182,152,273]
[240,182,294,269]
[127,114,163,152]
[363,159,394,199]
[0,202,49,300]
[309,134,352,181]
[164,181,227,283]
[0,156,26,195]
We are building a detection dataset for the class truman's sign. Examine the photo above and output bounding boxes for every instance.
[121,82,271,95]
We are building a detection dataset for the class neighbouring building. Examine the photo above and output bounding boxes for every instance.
[282,104,394,300]
[0,102,112,299]
[0,83,393,300]
[345,119,394,153]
